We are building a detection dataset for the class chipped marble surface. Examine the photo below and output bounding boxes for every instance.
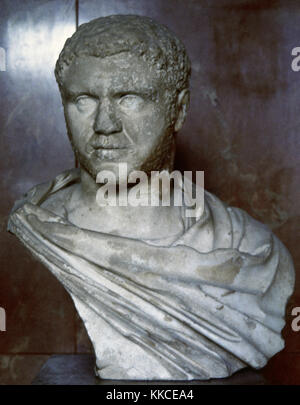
[1,0,299,384]
[7,14,295,380]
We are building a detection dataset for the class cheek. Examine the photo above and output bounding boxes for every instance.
[66,105,94,146]
[121,107,170,146]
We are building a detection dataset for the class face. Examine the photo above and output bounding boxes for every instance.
[61,53,176,181]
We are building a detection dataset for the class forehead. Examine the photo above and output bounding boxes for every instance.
[62,53,162,94]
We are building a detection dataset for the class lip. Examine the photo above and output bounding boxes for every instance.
[93,147,128,159]
[94,146,128,150]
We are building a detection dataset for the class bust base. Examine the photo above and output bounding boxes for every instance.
[32,355,268,385]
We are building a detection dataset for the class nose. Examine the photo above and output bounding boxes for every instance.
[93,98,122,135]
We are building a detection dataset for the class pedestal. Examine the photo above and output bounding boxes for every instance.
[32,355,268,385]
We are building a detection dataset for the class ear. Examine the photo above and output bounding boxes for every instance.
[174,89,190,132]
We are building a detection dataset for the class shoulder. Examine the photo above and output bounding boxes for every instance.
[202,190,272,253]
[10,168,80,216]
[40,182,78,217]
[203,192,294,300]
[226,204,294,300]
[226,205,272,255]
[203,190,285,257]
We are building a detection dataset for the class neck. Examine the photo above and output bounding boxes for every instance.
[80,167,100,203]
[79,165,178,210]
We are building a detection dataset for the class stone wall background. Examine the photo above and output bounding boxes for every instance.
[0,0,299,384]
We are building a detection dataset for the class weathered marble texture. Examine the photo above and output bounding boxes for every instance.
[6,13,296,381]
[8,166,294,379]
[1,2,299,384]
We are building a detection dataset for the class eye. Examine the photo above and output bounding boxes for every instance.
[75,95,98,112]
[118,94,145,111]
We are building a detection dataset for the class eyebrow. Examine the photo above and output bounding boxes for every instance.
[114,87,158,98]
[62,89,88,100]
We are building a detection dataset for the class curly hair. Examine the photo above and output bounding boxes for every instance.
[55,14,191,95]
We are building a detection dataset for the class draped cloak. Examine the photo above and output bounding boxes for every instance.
[7,169,295,380]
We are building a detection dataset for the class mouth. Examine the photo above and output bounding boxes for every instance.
[85,142,129,155]
[93,147,129,160]
[86,133,132,153]
[94,146,128,150]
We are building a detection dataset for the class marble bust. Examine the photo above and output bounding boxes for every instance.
[8,15,294,380]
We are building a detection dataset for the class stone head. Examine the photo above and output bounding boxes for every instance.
[55,15,191,179]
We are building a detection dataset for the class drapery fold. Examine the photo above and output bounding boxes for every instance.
[7,169,294,380]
